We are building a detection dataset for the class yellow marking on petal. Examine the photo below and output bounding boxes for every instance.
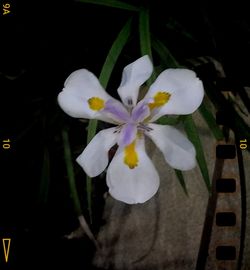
[124,141,139,169]
[88,97,105,111]
[148,91,171,110]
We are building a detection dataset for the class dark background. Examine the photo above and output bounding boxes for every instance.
[1,0,250,269]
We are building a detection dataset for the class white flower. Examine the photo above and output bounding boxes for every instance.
[58,55,204,204]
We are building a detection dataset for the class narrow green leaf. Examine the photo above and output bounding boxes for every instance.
[156,115,182,125]
[76,0,139,11]
[62,129,82,216]
[175,169,189,196]
[183,115,211,192]
[86,175,93,223]
[99,18,132,89]
[86,120,97,222]
[87,119,98,144]
[139,8,156,84]
[198,103,224,141]
[152,38,180,68]
[86,18,132,222]
[139,9,152,59]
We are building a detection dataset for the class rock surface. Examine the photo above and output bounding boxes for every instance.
[93,111,250,270]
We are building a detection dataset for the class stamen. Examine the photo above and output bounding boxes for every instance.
[125,97,133,113]
[148,91,171,110]
[113,125,123,134]
[88,97,105,111]
[127,97,133,106]
[137,123,153,132]
[123,140,138,169]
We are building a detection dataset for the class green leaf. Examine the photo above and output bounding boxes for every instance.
[86,120,97,222]
[75,0,139,11]
[62,129,82,216]
[198,102,224,141]
[139,8,156,84]
[183,115,211,192]
[175,169,189,196]
[99,18,132,89]
[139,9,152,59]
[156,115,182,125]
[86,18,132,222]
[152,38,180,68]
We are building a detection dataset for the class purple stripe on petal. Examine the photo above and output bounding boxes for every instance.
[118,123,137,147]
[131,100,150,122]
[103,99,130,123]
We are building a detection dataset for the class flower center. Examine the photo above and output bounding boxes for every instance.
[123,140,138,169]
[148,91,171,110]
[88,97,105,111]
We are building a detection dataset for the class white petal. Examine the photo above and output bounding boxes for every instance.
[117,55,153,107]
[64,69,109,98]
[146,123,196,170]
[58,69,115,123]
[106,138,160,204]
[76,127,117,177]
[144,69,204,121]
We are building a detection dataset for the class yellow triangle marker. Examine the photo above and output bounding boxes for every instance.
[2,238,11,263]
